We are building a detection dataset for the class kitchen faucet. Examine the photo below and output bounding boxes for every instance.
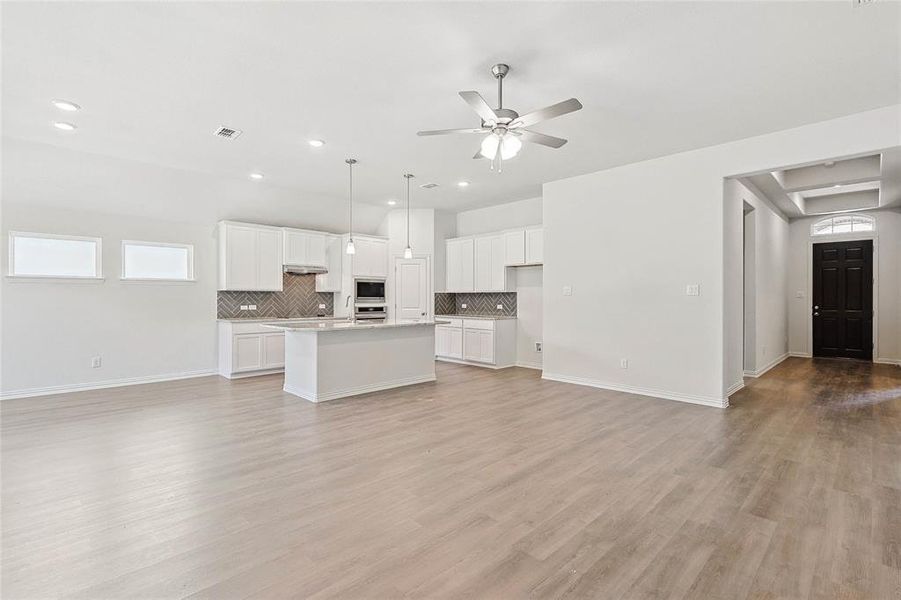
[345,295,354,322]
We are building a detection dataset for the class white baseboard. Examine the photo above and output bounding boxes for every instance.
[725,380,745,397]
[515,361,543,371]
[284,374,436,403]
[541,372,728,409]
[874,358,901,366]
[743,353,790,378]
[220,368,284,380]
[789,352,812,358]
[0,369,218,401]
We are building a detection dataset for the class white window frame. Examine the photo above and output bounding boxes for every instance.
[810,214,875,236]
[7,231,103,280]
[120,240,195,282]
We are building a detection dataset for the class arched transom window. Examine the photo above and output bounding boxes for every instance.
[811,214,875,236]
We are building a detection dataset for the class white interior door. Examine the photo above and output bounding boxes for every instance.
[395,257,429,321]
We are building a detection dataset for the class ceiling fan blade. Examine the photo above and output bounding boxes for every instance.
[473,150,486,159]
[510,98,583,128]
[459,91,498,124]
[417,128,487,136]
[517,129,568,149]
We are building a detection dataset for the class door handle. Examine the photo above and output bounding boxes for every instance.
[813,305,819,309]
[814,312,819,316]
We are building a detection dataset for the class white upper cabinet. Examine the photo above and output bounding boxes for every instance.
[446,237,474,292]
[504,230,526,266]
[283,229,326,267]
[315,234,342,292]
[525,227,543,264]
[349,236,388,278]
[218,221,284,291]
[475,234,507,291]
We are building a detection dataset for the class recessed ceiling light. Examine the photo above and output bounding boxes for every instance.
[457,181,470,188]
[308,139,325,148]
[52,99,81,112]
[833,184,841,188]
[387,199,397,206]
[249,172,264,180]
[53,122,77,131]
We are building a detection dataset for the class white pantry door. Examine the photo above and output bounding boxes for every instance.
[395,257,429,321]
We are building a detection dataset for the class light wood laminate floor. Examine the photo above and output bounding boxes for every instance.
[2,358,900,599]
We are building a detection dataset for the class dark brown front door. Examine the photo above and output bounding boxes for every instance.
[812,239,873,360]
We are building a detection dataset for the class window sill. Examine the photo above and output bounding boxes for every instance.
[5,275,105,283]
[120,278,196,284]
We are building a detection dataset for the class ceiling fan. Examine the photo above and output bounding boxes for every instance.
[417,63,582,172]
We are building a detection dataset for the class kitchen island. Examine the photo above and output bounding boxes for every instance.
[263,320,437,402]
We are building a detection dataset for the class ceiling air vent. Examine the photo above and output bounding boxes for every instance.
[420,183,439,189]
[214,126,243,140]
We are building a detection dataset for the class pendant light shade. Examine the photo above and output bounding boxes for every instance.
[403,172,414,259]
[345,158,357,254]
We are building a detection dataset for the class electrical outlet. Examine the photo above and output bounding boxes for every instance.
[686,284,700,296]
[620,358,629,369]
[496,304,503,310]
[91,356,102,368]
[461,303,467,309]
[535,342,542,353]
[249,304,257,310]
[563,285,572,296]
[240,305,249,311]
[318,303,326,309]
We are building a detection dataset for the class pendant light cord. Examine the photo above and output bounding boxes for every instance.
[406,174,410,248]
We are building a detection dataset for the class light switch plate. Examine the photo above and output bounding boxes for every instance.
[563,285,572,296]
[249,304,257,310]
[461,303,467,309]
[240,305,249,310]
[796,291,805,298]
[318,303,326,309]
[686,285,700,296]
[496,304,503,310]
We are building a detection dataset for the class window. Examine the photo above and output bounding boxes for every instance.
[8,231,102,278]
[811,214,874,236]
[121,241,194,281]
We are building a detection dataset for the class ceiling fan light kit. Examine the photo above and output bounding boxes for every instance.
[418,63,583,172]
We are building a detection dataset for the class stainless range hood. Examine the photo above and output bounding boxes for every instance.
[284,264,328,275]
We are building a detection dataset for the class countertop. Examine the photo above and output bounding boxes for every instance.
[263,319,439,332]
[218,316,345,324]
[435,314,517,320]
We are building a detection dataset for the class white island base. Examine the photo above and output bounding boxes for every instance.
[270,321,437,402]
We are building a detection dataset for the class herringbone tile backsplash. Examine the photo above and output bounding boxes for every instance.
[218,273,334,319]
[435,292,517,317]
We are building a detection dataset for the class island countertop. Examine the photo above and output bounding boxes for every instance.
[263,319,440,333]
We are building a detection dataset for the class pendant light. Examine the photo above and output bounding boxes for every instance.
[403,173,414,259]
[345,158,357,254]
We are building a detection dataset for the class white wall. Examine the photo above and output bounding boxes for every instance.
[725,179,789,384]
[513,266,543,369]
[787,209,900,364]
[543,105,900,407]
[1,202,218,396]
[455,197,542,237]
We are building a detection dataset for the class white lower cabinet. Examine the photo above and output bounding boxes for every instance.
[219,322,285,378]
[435,317,515,368]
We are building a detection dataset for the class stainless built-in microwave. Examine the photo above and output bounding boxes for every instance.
[354,279,385,303]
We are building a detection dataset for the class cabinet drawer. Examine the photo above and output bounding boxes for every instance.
[463,319,495,331]
[229,322,276,335]
[438,317,463,329]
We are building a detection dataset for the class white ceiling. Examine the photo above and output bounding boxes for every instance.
[3,1,899,213]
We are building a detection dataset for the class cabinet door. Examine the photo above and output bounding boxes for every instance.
[435,327,448,356]
[315,235,342,292]
[233,334,263,372]
[369,239,388,278]
[479,330,495,363]
[257,229,283,290]
[225,225,258,290]
[261,333,285,368]
[474,236,492,291]
[448,328,463,359]
[526,228,543,264]
[490,235,506,291]
[352,238,374,277]
[307,233,327,267]
[463,329,479,361]
[459,238,474,292]
[284,230,307,265]
[504,230,525,265]
[446,240,461,292]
